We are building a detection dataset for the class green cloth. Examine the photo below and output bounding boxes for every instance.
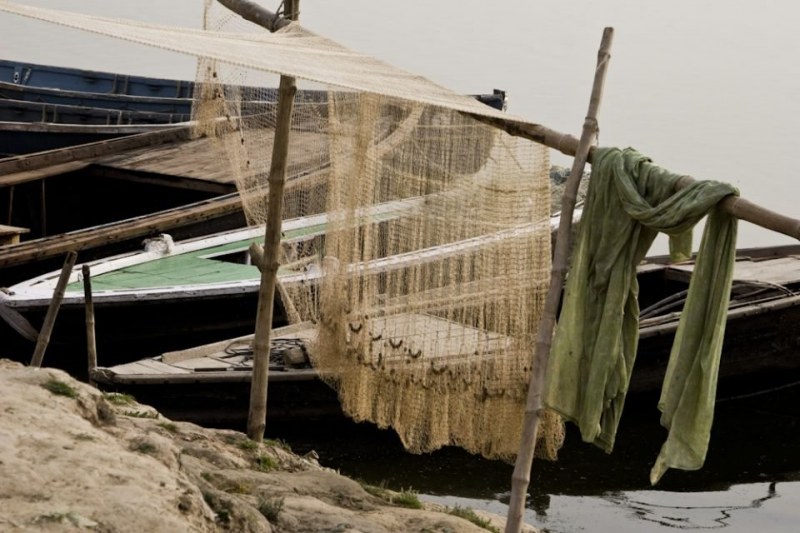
[542,146,738,484]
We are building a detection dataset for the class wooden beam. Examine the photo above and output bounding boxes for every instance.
[0,161,90,188]
[215,0,291,32]
[83,264,98,383]
[84,165,236,195]
[0,192,243,268]
[30,251,78,368]
[0,125,191,176]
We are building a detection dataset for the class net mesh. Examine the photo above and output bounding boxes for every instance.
[1,0,567,462]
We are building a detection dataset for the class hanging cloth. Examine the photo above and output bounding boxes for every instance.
[543,146,738,484]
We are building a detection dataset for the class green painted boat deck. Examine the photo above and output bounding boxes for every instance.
[66,221,328,293]
[64,204,411,293]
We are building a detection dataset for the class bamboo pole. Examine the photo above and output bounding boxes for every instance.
[30,250,78,368]
[40,179,47,236]
[230,0,300,442]
[505,28,614,533]
[215,0,291,32]
[6,185,13,225]
[469,124,800,243]
[82,264,98,384]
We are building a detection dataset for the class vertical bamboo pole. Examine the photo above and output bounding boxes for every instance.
[83,264,98,383]
[505,28,614,533]
[40,179,47,236]
[6,184,13,225]
[30,251,78,368]
[246,0,299,442]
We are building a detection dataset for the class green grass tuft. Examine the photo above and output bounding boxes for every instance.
[105,392,136,405]
[254,454,278,472]
[41,379,77,398]
[449,506,500,533]
[264,438,292,452]
[392,488,423,509]
[358,479,391,500]
[237,438,259,451]
[157,422,178,433]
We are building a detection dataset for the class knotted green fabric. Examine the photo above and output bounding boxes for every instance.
[543,146,738,484]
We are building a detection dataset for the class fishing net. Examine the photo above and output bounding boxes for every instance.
[0,0,565,462]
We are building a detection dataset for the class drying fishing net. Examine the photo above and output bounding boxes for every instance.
[0,0,565,462]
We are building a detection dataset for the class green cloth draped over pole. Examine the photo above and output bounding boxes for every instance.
[543,146,739,484]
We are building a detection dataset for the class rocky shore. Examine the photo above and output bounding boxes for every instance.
[0,360,537,532]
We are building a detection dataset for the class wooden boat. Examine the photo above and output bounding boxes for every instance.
[0,58,196,99]
[0,202,566,374]
[0,125,249,286]
[0,57,513,285]
[0,120,190,157]
[0,59,198,155]
[0,58,507,112]
[0,58,507,156]
[0,97,191,126]
[0,97,190,155]
[89,315,491,423]
[80,244,800,425]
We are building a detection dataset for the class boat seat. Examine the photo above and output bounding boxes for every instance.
[0,224,29,245]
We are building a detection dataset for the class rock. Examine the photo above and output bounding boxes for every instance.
[0,359,539,532]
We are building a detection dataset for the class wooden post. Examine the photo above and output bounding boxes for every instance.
[505,28,614,533]
[215,0,291,31]
[30,250,78,368]
[6,184,13,225]
[40,179,47,236]
[233,0,300,442]
[83,264,98,383]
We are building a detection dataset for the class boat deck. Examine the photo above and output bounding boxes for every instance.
[93,129,329,189]
[669,253,800,285]
[90,312,513,386]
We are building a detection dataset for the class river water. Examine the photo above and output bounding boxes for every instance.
[2,1,799,531]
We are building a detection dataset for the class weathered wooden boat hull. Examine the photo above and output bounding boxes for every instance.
[4,231,799,394]
[0,121,183,156]
[79,245,800,426]
[0,98,191,125]
[636,294,800,398]
[86,274,800,428]
[0,290,288,379]
[0,80,193,115]
[0,58,196,99]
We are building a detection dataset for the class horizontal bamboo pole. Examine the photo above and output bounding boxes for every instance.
[0,192,243,267]
[0,126,191,176]
[471,116,800,241]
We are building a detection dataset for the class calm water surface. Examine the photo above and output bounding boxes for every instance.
[2,1,799,530]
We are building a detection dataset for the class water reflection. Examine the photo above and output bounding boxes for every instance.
[603,482,780,530]
[266,379,800,531]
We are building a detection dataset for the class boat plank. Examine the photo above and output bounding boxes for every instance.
[0,161,90,187]
[109,358,191,375]
[172,355,251,371]
[92,130,328,186]
[98,313,510,382]
[669,255,800,286]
